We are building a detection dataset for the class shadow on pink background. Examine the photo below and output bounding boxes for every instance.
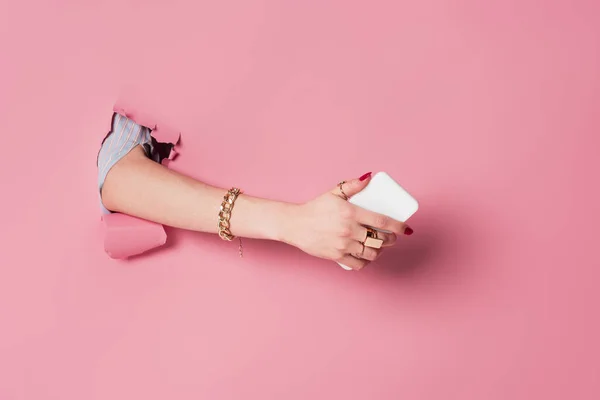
[1,1,599,399]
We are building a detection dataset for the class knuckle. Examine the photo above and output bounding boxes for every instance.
[380,232,396,246]
[335,239,348,251]
[357,260,370,270]
[365,249,377,261]
[344,178,357,188]
[339,223,353,238]
[375,215,389,228]
[373,249,383,260]
[339,203,355,219]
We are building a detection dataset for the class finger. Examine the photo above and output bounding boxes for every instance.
[354,208,412,236]
[348,241,382,261]
[351,225,397,247]
[331,172,372,199]
[338,255,370,271]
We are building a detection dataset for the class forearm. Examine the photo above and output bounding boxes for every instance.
[101,147,295,242]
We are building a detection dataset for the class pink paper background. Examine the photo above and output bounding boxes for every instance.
[1,1,599,399]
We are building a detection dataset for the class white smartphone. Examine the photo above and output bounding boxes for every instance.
[338,171,419,270]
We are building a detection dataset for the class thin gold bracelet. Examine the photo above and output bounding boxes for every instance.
[218,187,243,258]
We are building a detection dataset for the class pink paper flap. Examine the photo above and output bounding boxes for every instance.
[152,126,181,145]
[168,147,179,161]
[102,213,167,259]
[112,99,180,144]
[113,103,157,130]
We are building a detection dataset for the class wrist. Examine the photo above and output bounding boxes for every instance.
[269,202,300,244]
[229,194,300,243]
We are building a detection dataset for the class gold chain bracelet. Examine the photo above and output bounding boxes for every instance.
[218,187,243,258]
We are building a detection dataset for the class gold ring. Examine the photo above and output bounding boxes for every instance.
[338,181,349,200]
[363,227,383,249]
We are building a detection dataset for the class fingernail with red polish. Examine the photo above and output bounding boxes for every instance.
[359,172,372,181]
[404,227,414,235]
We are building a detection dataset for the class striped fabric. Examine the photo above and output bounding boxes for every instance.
[97,113,154,214]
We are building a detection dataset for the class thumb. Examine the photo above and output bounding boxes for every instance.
[332,172,372,199]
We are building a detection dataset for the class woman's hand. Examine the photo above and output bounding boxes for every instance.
[282,173,413,270]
